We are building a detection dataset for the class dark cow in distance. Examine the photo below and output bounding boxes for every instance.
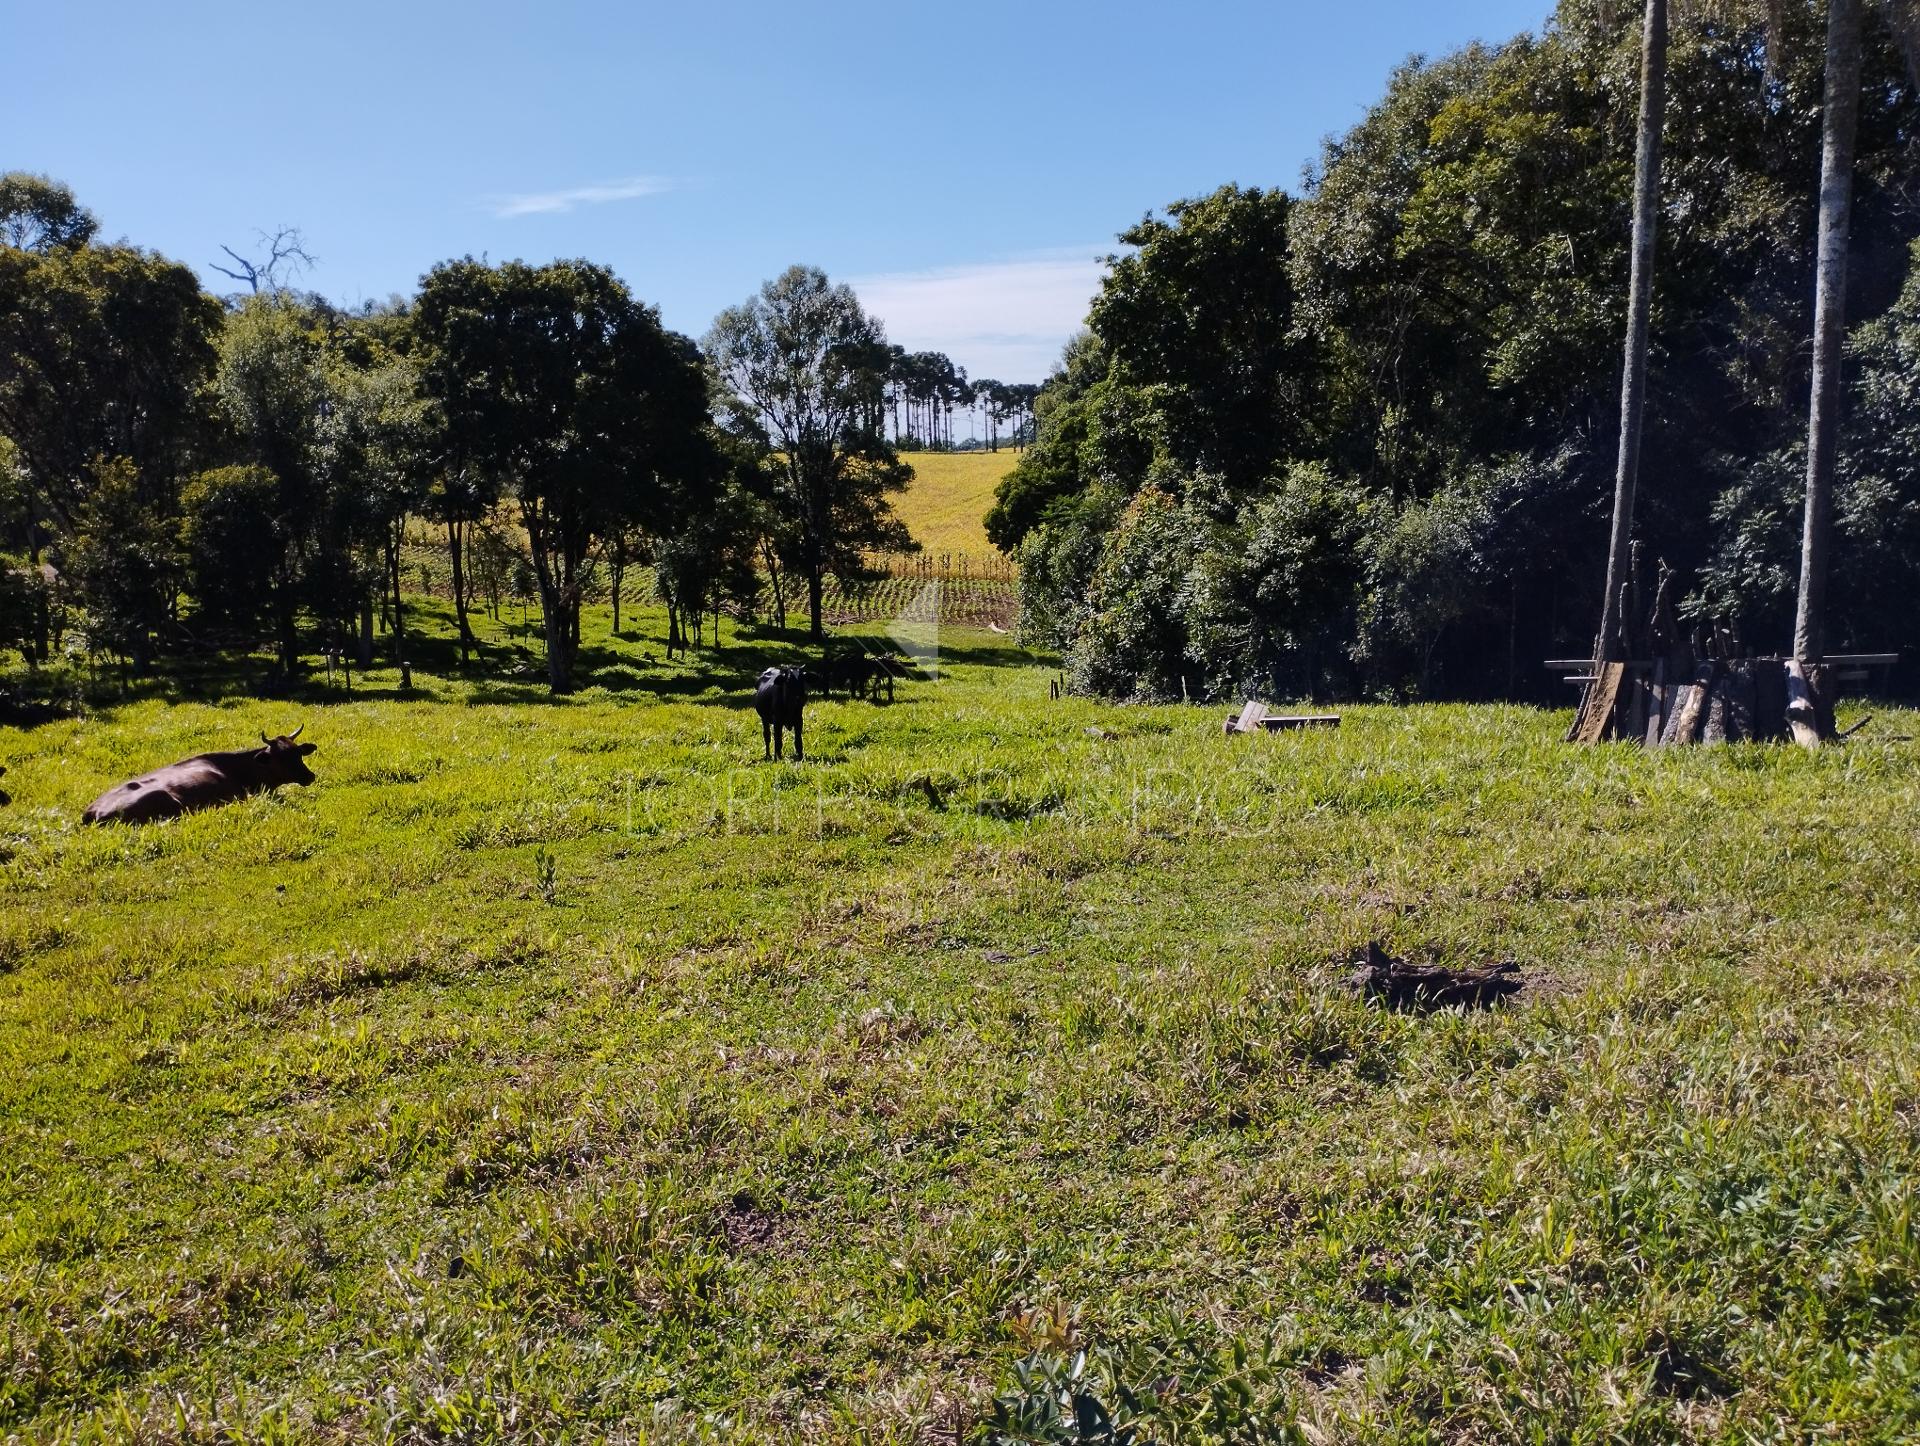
[816,649,907,703]
[82,728,318,825]
[754,666,806,761]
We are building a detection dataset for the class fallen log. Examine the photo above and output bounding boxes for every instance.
[1348,941,1524,1012]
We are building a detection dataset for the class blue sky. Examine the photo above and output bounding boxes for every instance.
[9,0,1552,381]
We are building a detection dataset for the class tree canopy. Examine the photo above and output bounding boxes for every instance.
[706,265,914,640]
[414,257,713,693]
[999,0,1920,701]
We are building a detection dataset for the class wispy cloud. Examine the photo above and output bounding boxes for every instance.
[852,247,1112,384]
[486,176,675,219]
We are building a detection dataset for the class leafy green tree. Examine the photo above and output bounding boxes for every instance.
[1695,239,1920,654]
[323,323,436,688]
[182,465,282,639]
[650,435,767,651]
[213,292,335,675]
[1212,463,1374,698]
[0,173,99,253]
[414,257,709,693]
[64,456,181,672]
[706,265,914,640]
[0,246,218,536]
[1014,0,1919,702]
[986,334,1134,552]
[0,206,219,661]
[424,463,494,663]
[1091,185,1314,492]
[1065,484,1211,701]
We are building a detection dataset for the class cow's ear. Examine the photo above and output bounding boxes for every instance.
[296,743,316,756]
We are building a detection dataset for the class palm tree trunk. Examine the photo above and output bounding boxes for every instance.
[1596,0,1667,664]
[1792,0,1864,672]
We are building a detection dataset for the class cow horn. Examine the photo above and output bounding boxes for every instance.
[288,723,303,741]
[261,731,270,745]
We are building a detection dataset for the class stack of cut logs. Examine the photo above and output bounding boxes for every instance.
[1566,653,1836,747]
[1563,554,1871,748]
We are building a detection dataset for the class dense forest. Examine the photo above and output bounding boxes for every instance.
[992,0,1920,701]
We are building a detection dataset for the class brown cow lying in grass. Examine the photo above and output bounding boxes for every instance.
[82,728,317,825]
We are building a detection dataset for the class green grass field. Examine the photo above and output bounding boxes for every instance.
[891,452,1016,559]
[4,597,1920,1442]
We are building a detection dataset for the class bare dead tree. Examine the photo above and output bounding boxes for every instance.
[210,226,317,293]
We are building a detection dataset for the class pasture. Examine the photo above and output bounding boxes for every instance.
[890,451,1016,558]
[3,598,1920,1442]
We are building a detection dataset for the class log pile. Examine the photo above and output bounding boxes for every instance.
[1568,656,1837,747]
[1560,554,1885,748]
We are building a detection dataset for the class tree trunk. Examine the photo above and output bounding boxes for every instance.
[761,536,787,630]
[358,596,374,668]
[26,526,47,664]
[611,533,625,635]
[386,523,412,689]
[1596,0,1667,664]
[538,577,572,693]
[1792,0,1864,679]
[276,565,300,680]
[447,517,473,665]
[807,568,825,642]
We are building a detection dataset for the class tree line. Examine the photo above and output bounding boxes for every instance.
[879,348,1038,452]
[992,0,1919,702]
[0,180,970,695]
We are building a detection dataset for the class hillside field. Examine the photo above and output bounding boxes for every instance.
[3,598,1920,1441]
[891,451,1016,559]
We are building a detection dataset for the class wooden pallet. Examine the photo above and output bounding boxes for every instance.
[1223,700,1341,735]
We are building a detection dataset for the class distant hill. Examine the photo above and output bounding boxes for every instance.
[891,450,1017,558]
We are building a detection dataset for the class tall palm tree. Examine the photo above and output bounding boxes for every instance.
[1791,0,1864,677]
[1595,0,1670,665]
[1792,0,1916,695]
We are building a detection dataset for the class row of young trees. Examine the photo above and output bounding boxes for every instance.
[995,0,1920,702]
[0,177,940,695]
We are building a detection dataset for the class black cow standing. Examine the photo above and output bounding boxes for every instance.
[754,666,806,761]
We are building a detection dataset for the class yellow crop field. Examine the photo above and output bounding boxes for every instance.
[890,449,1017,558]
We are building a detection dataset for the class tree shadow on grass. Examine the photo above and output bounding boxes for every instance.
[0,598,1051,728]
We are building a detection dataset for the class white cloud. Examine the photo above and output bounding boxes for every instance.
[487,176,675,219]
[852,247,1111,383]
